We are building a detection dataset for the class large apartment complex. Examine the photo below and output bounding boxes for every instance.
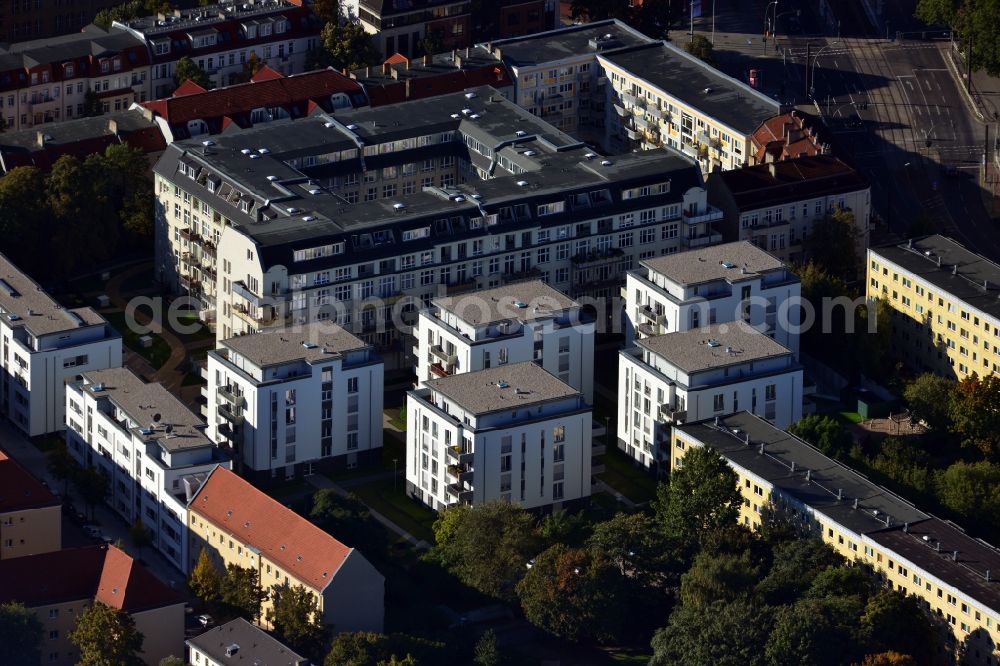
[618,322,803,471]
[151,86,716,368]
[407,361,592,510]
[0,448,61,560]
[673,411,1000,661]
[203,322,384,480]
[65,368,229,573]
[414,280,594,400]
[867,235,1000,380]
[624,240,801,354]
[707,155,871,266]
[0,253,122,437]
[188,465,385,632]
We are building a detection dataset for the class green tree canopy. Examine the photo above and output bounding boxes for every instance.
[860,590,940,664]
[320,22,382,71]
[903,373,955,431]
[586,511,677,583]
[764,596,863,666]
[430,501,540,602]
[0,601,43,666]
[653,445,742,548]
[788,415,854,458]
[472,629,501,666]
[950,373,1000,458]
[221,564,268,622]
[685,35,716,65]
[267,584,328,661]
[678,550,763,609]
[76,467,109,521]
[936,460,1000,532]
[129,519,152,559]
[756,538,844,605]
[803,208,861,281]
[188,549,223,604]
[70,601,145,666]
[515,544,625,643]
[173,56,211,90]
[650,598,773,666]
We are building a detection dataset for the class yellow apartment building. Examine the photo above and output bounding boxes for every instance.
[672,411,1000,664]
[187,466,384,633]
[0,449,60,560]
[0,544,185,666]
[867,235,1000,380]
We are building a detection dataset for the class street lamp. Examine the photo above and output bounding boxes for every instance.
[392,457,398,492]
[809,42,839,100]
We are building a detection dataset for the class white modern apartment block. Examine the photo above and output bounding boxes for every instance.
[624,241,801,356]
[414,280,594,401]
[65,367,229,573]
[0,254,122,437]
[618,321,803,471]
[204,322,383,481]
[406,361,592,511]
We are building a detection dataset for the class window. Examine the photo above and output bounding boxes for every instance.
[713,394,724,411]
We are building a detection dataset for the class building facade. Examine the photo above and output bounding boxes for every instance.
[203,322,384,481]
[65,368,229,573]
[0,449,61,560]
[624,240,801,353]
[618,321,803,471]
[414,280,594,400]
[188,466,385,632]
[150,86,715,369]
[407,361,592,511]
[0,253,122,437]
[0,544,186,666]
[187,617,308,666]
[113,1,322,100]
[707,155,871,267]
[673,411,1000,662]
[867,235,1000,380]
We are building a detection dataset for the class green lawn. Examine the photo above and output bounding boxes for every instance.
[104,310,173,369]
[839,411,864,424]
[599,447,658,505]
[352,478,437,544]
[385,406,407,431]
[170,313,215,344]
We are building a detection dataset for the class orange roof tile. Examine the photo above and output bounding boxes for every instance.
[190,467,352,592]
[251,65,285,82]
[384,52,409,65]
[173,79,207,97]
[0,448,59,513]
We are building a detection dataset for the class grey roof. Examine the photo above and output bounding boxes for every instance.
[434,280,579,326]
[638,321,793,373]
[152,85,704,265]
[426,361,581,415]
[222,321,369,368]
[81,368,213,452]
[0,109,158,151]
[675,412,929,535]
[0,26,142,64]
[118,1,296,35]
[599,42,780,135]
[186,617,307,666]
[0,253,109,337]
[485,19,656,67]
[870,235,1000,321]
[640,241,786,286]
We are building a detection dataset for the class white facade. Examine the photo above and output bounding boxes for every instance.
[64,368,228,573]
[406,362,591,511]
[624,241,801,357]
[0,255,122,437]
[203,323,384,479]
[617,322,802,471]
[414,280,594,401]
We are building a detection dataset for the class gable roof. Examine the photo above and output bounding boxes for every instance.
[0,545,183,611]
[751,110,832,163]
[189,467,353,592]
[712,155,869,211]
[0,449,59,513]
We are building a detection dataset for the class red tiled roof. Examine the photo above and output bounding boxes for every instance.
[251,65,285,82]
[142,68,363,126]
[0,449,59,513]
[751,110,831,163]
[190,467,352,592]
[0,545,183,611]
[384,53,409,65]
[173,79,208,97]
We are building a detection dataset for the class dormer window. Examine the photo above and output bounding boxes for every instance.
[240,200,250,213]
[64,63,74,77]
[113,58,121,72]
[101,60,110,74]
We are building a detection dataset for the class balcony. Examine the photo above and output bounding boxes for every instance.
[447,464,474,484]
[429,362,452,378]
[446,445,474,465]
[638,305,664,324]
[231,281,261,306]
[683,232,724,249]
[637,322,660,337]
[179,275,201,291]
[501,268,544,284]
[217,384,244,408]
[202,241,217,260]
[446,278,478,295]
[634,116,651,131]
[430,345,457,366]
[681,207,724,225]
[218,403,244,425]
[624,126,641,141]
[179,228,201,243]
[612,103,627,116]
[658,404,686,422]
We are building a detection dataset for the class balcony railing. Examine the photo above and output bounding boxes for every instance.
[217,384,244,408]
[501,268,544,284]
[218,403,244,424]
[446,445,473,465]
[683,232,724,248]
[571,247,624,266]
[430,345,457,366]
[658,405,686,422]
[429,362,451,378]
[446,278,478,295]
[681,207,724,225]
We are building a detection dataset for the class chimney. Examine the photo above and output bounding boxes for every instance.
[405,57,411,70]
[107,118,119,135]
[767,162,777,179]
[423,54,432,66]
[341,68,349,76]
[465,46,471,58]
[853,498,859,510]
[35,131,45,148]
[382,62,391,75]
[455,51,462,68]
[405,79,411,99]
[953,550,959,562]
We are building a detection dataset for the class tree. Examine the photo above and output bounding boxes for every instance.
[48,440,77,495]
[586,511,678,584]
[430,501,540,601]
[788,415,854,458]
[320,22,382,72]
[756,538,844,605]
[678,550,762,609]
[268,584,328,661]
[653,445,742,548]
[188,549,223,604]
[325,631,384,666]
[159,657,186,666]
[221,564,268,621]
[129,519,152,560]
[417,30,443,58]
[915,0,960,27]
[650,599,772,666]
[515,544,625,643]
[310,489,378,553]
[936,461,1000,529]
[904,373,955,431]
[764,597,863,666]
[537,510,589,547]
[685,35,716,65]
[173,56,210,90]
[0,601,43,666]
[313,0,340,23]
[377,656,418,666]
[860,652,918,666]
[803,208,861,281]
[950,373,1000,458]
[0,166,48,274]
[804,565,875,601]
[569,0,631,21]
[473,629,501,666]
[70,601,144,666]
[860,590,939,663]
[83,89,104,117]
[76,466,109,521]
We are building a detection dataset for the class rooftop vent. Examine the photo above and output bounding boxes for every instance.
[461,108,472,115]
[451,113,460,119]
[302,341,318,349]
[324,121,335,128]
[393,203,406,211]
[516,180,528,187]
[287,207,301,214]
[523,150,537,156]
[266,175,278,181]
[225,644,239,657]
[514,301,528,308]
[201,139,215,147]
[257,148,270,155]
[584,152,596,160]
[240,148,251,155]
[515,130,526,137]
[302,215,316,222]
[721,261,735,269]
[470,113,480,119]
[308,188,322,195]
[600,159,612,166]
[465,91,477,99]
[346,123,358,130]
[497,381,510,389]
[707,339,721,348]
[249,154,260,160]
[703,87,713,94]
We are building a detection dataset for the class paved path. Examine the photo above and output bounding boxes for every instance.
[305,473,431,550]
